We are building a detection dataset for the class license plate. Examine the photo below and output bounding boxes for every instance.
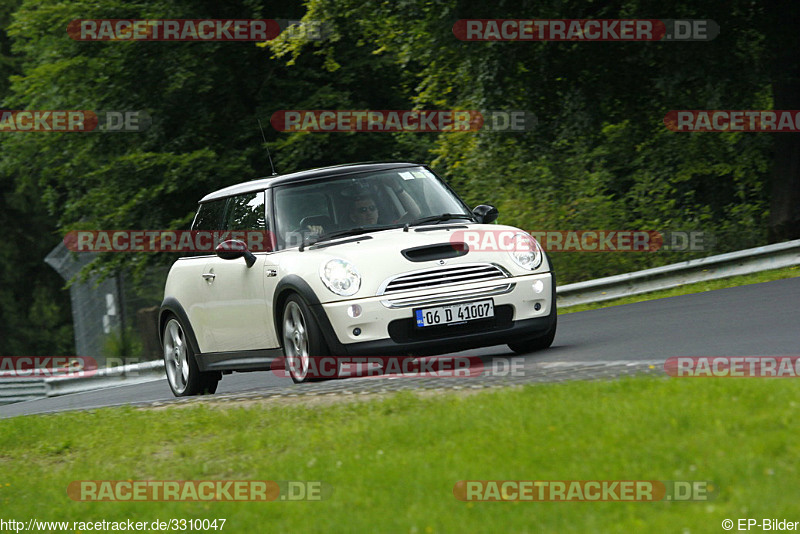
[414,299,495,328]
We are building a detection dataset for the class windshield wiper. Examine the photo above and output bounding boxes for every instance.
[299,226,396,251]
[403,213,474,231]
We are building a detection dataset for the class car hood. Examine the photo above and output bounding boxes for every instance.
[275,223,549,300]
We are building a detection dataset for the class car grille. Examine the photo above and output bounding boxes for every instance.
[379,263,509,295]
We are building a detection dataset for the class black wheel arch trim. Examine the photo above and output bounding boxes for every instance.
[159,297,202,357]
[546,250,556,308]
[273,275,346,353]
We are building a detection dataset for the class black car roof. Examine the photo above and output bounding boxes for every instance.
[199,162,423,203]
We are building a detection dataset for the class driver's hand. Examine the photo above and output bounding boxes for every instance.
[306,225,324,235]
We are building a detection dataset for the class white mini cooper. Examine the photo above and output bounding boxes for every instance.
[160,162,556,396]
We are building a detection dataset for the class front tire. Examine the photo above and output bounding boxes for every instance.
[162,316,220,396]
[282,295,332,383]
[507,315,557,355]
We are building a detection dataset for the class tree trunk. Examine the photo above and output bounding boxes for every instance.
[768,83,800,242]
[768,4,800,242]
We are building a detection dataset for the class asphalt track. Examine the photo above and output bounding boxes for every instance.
[1,277,797,419]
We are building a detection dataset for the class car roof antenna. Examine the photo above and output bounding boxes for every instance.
[258,119,278,176]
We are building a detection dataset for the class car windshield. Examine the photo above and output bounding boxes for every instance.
[273,166,472,249]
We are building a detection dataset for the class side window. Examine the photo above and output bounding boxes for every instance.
[274,187,333,249]
[224,191,266,231]
[192,200,226,231]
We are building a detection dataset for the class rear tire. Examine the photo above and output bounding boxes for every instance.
[162,316,220,396]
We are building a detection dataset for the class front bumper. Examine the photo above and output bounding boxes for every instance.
[313,271,556,356]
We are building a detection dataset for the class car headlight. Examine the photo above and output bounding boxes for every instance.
[508,232,543,270]
[320,259,361,296]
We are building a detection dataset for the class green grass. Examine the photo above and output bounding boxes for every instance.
[1,377,799,532]
[560,265,800,314]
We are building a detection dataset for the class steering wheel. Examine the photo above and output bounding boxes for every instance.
[298,216,330,235]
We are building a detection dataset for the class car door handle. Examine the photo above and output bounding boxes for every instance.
[202,273,216,280]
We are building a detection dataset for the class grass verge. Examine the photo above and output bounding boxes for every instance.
[1,376,798,532]
[559,265,800,314]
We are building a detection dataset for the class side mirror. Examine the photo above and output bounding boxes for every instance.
[472,204,499,224]
[216,240,257,268]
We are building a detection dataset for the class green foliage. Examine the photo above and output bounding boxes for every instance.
[0,0,301,351]
[282,0,775,282]
[102,326,143,361]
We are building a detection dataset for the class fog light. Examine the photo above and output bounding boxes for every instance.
[353,328,362,336]
[534,303,542,311]
[347,304,362,318]
[532,280,544,294]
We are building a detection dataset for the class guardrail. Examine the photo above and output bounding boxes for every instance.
[44,360,165,397]
[1,362,166,404]
[0,378,47,405]
[2,239,799,404]
[556,239,800,307]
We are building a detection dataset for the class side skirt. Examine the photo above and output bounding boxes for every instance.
[196,348,284,372]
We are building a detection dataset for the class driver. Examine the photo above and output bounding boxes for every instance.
[349,194,379,225]
[303,178,422,234]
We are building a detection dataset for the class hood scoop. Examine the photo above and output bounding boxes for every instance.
[401,242,469,262]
